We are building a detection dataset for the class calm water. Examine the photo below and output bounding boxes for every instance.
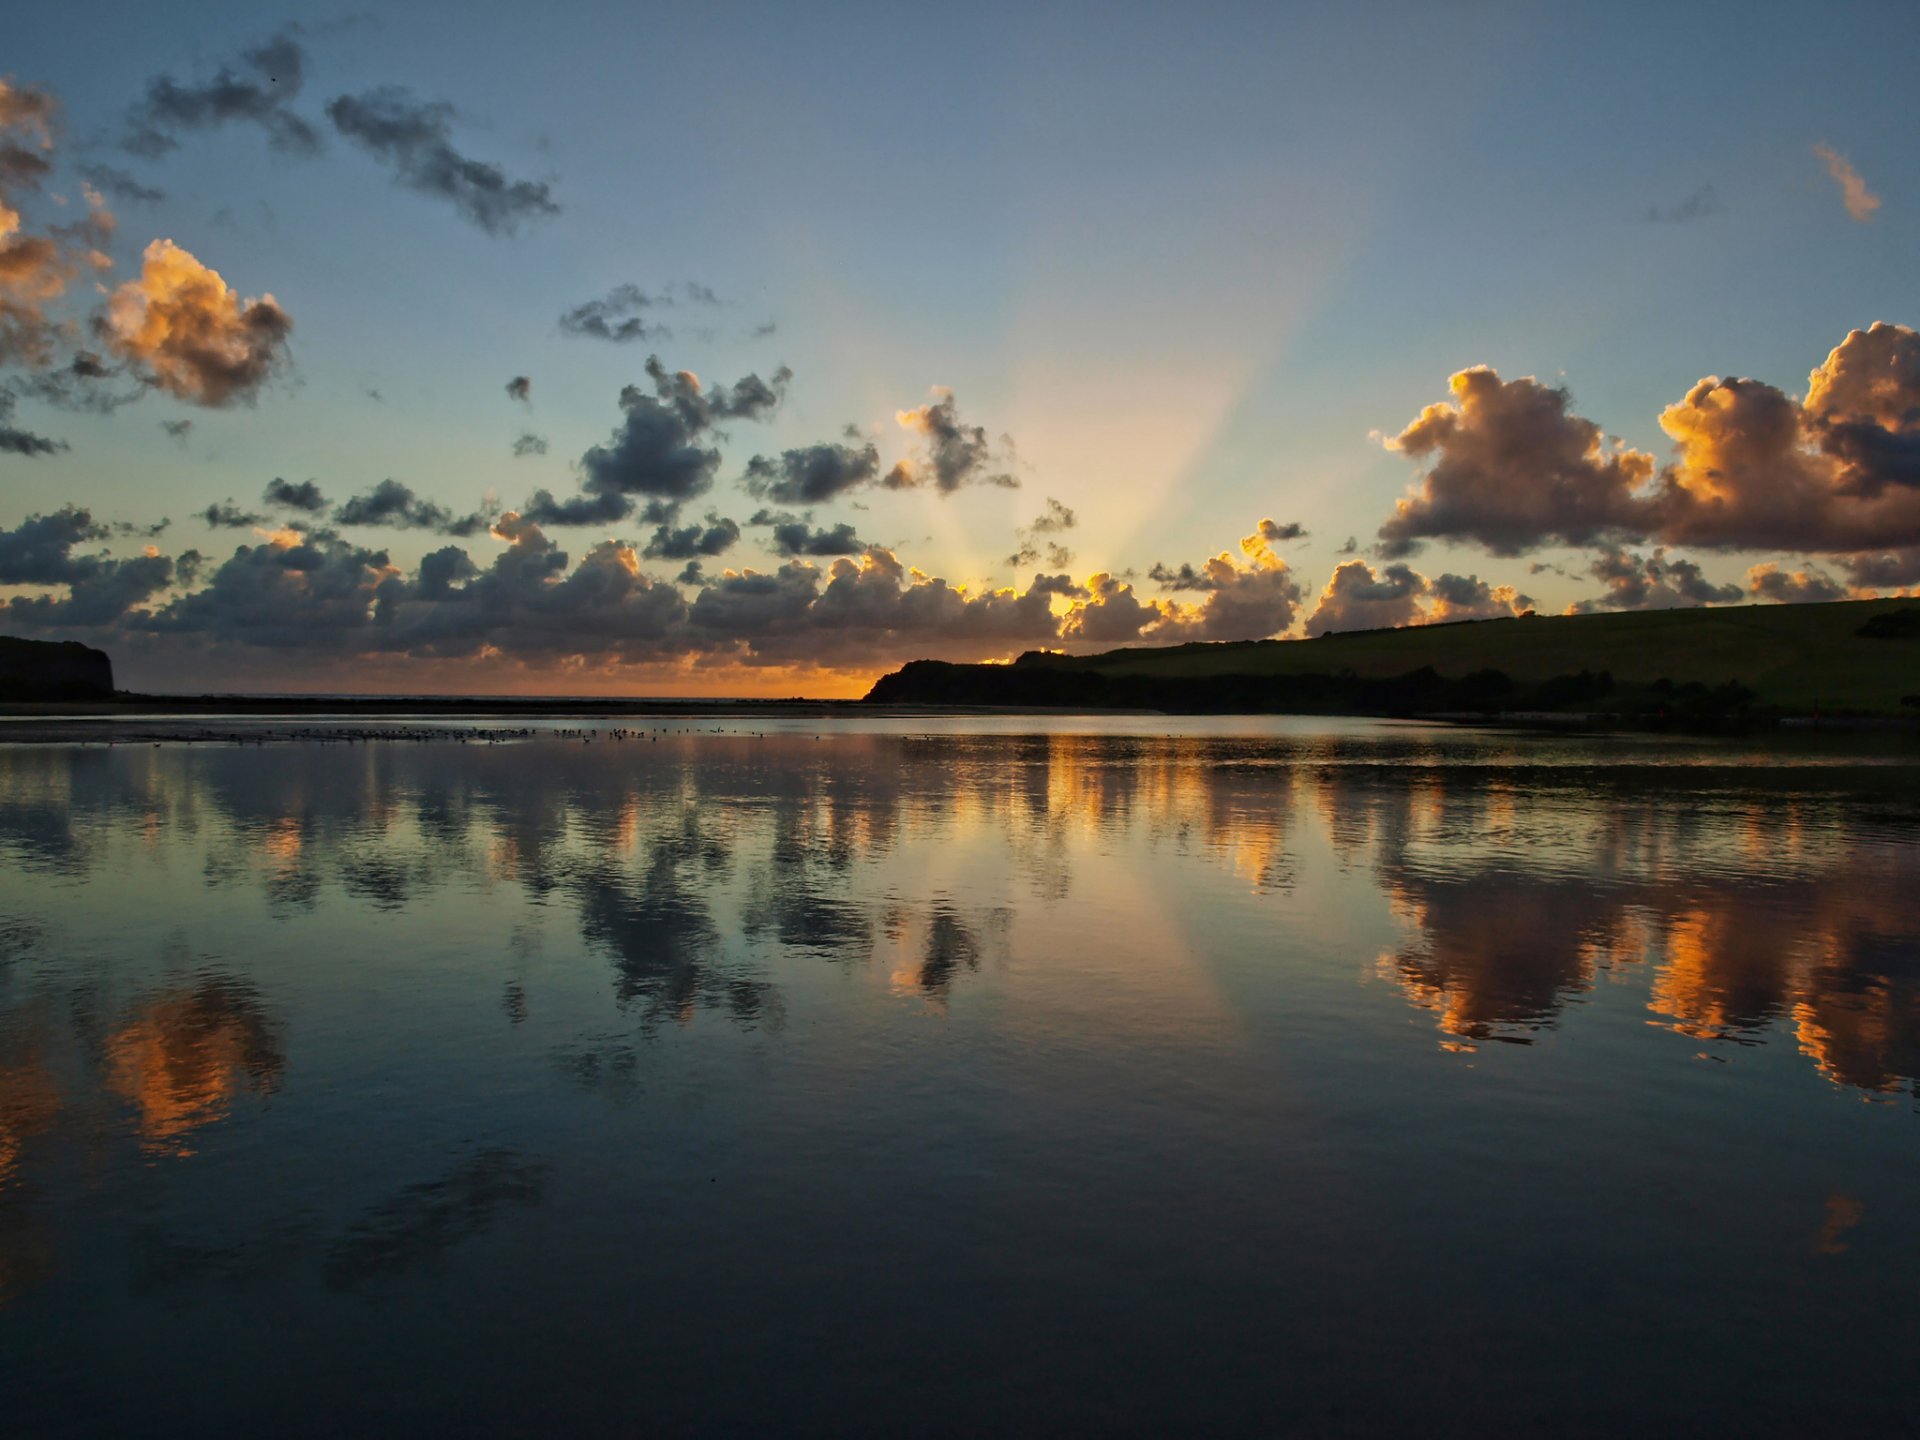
[3,717,1919,1436]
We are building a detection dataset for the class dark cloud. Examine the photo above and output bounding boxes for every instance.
[1028,573,1087,599]
[160,417,192,443]
[326,87,558,235]
[1337,536,1359,555]
[557,283,719,343]
[1645,184,1717,223]
[1427,572,1533,621]
[687,547,1058,665]
[641,515,740,561]
[0,506,176,628]
[887,388,1017,492]
[519,488,632,528]
[535,361,789,526]
[264,477,329,513]
[201,500,266,529]
[642,355,789,427]
[124,31,322,159]
[1249,518,1306,544]
[512,432,547,458]
[561,285,660,343]
[79,164,165,205]
[0,390,64,456]
[1842,548,1920,590]
[334,479,491,536]
[505,375,530,404]
[743,441,881,505]
[768,520,865,557]
[1565,548,1740,614]
[1008,497,1077,567]
[1746,562,1846,604]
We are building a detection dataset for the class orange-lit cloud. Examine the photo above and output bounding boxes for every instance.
[103,238,292,406]
[1813,143,1880,223]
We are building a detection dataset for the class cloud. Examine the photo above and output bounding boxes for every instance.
[767,519,866,557]
[689,547,1059,665]
[1307,560,1430,634]
[0,388,63,455]
[519,488,633,528]
[1651,325,1920,550]
[0,80,54,196]
[511,432,547,458]
[1028,573,1086,599]
[1645,184,1717,224]
[160,417,192,443]
[643,354,789,426]
[334,479,491,536]
[505,375,530,404]
[557,283,719,343]
[0,505,177,627]
[1058,572,1164,643]
[535,360,788,525]
[1747,562,1846,604]
[102,239,292,406]
[1377,367,1657,556]
[0,81,90,371]
[124,30,322,159]
[1841,548,1920,590]
[1813,143,1880,223]
[326,87,558,235]
[1373,325,1920,571]
[641,515,740,561]
[744,441,882,505]
[1565,547,1740,613]
[200,500,266,528]
[1058,521,1309,645]
[264,477,328,513]
[1151,515,1304,588]
[1008,497,1077,567]
[887,388,1017,492]
[1426,572,1533,621]
[79,164,164,206]
[559,284,662,343]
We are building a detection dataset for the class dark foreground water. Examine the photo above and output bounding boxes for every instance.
[3,717,1919,1437]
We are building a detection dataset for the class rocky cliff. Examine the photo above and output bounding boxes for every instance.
[0,637,115,700]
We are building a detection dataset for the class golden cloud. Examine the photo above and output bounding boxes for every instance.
[103,238,291,405]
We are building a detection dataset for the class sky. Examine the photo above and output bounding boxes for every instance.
[2,0,1918,695]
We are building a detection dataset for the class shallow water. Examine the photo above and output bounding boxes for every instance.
[3,717,1918,1436]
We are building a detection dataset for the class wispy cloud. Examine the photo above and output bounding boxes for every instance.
[1813,143,1880,222]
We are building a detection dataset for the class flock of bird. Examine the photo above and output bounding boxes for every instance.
[102,723,826,747]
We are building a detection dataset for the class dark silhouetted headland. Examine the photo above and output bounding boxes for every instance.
[0,636,114,701]
[866,598,1920,721]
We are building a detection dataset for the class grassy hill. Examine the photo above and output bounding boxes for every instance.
[866,598,1920,718]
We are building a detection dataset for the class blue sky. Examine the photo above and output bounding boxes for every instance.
[2,1,1916,691]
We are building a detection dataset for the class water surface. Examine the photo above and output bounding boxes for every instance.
[3,717,1918,1436]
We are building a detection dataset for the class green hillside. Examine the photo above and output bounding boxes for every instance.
[867,599,1920,717]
